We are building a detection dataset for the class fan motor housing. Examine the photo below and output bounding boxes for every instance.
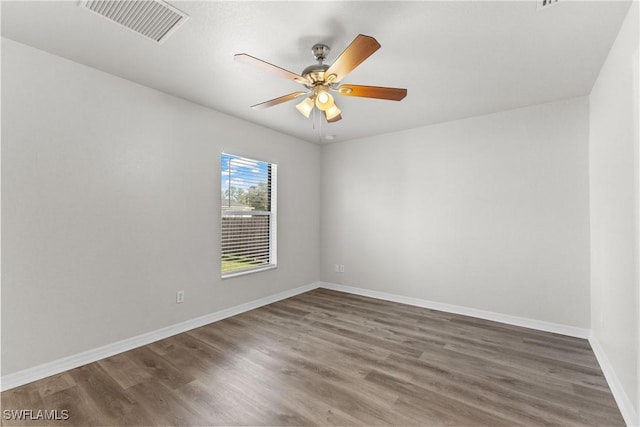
[301,63,329,85]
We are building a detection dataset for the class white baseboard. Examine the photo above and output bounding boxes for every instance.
[589,334,638,427]
[320,282,590,339]
[0,281,321,392]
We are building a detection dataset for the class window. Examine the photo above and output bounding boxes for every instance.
[221,153,277,277]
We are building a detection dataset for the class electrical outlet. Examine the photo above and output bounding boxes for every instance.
[334,264,340,273]
[339,264,345,273]
[176,290,184,304]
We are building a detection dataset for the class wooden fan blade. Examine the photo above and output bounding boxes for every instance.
[324,34,381,83]
[250,92,308,110]
[235,53,308,85]
[337,84,407,101]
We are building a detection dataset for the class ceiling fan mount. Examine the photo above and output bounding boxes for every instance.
[311,43,330,62]
[234,34,407,123]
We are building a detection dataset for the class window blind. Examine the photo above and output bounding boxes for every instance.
[221,153,276,276]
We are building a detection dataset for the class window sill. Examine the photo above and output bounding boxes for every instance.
[221,264,277,280]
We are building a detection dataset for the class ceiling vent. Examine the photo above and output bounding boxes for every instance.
[78,0,188,44]
[537,0,559,11]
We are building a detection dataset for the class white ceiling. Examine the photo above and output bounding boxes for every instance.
[1,1,632,144]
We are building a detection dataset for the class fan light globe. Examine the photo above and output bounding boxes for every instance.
[296,97,314,118]
[325,104,341,121]
[315,90,334,111]
[317,92,329,104]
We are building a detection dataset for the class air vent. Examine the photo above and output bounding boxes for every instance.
[78,0,188,44]
[537,0,559,11]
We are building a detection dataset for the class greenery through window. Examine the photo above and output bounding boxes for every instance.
[221,153,277,276]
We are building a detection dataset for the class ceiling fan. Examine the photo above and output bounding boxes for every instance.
[234,34,407,123]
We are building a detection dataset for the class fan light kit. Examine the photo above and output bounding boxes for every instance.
[235,34,407,123]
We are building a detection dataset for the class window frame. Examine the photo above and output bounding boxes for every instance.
[220,152,277,279]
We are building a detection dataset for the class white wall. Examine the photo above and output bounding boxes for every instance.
[321,97,591,328]
[1,38,321,375]
[589,1,639,422]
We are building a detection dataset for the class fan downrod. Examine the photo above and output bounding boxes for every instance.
[302,44,331,85]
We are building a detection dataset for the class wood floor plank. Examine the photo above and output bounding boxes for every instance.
[42,384,107,426]
[97,352,153,390]
[124,378,208,426]
[68,363,139,424]
[176,379,274,426]
[1,288,625,426]
[0,382,48,427]
[126,346,196,390]
[33,373,76,399]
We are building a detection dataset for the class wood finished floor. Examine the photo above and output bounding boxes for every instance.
[1,289,625,426]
